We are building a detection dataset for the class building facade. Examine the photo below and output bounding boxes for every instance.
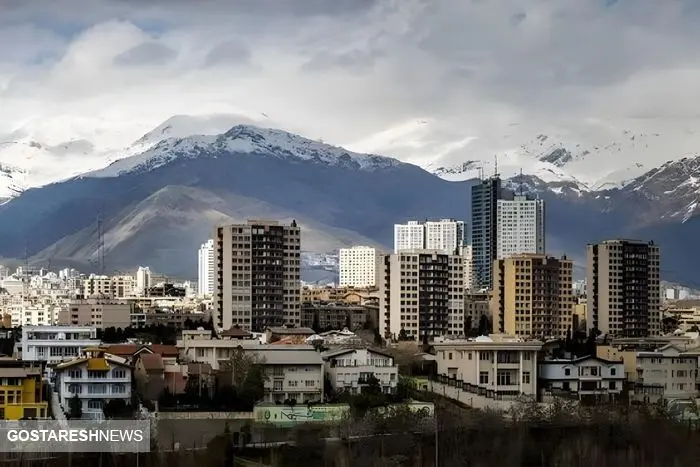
[394,219,465,254]
[634,344,699,403]
[433,335,542,397]
[198,239,215,297]
[21,326,100,365]
[393,221,425,253]
[214,220,301,332]
[538,356,625,403]
[492,254,574,339]
[54,348,132,420]
[586,240,661,337]
[0,361,48,420]
[338,246,377,288]
[135,267,151,297]
[378,251,465,341]
[59,299,132,329]
[471,176,504,290]
[253,347,324,404]
[323,348,398,395]
[496,195,545,259]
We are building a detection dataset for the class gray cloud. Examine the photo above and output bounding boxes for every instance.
[114,42,177,66]
[204,41,251,67]
[1,0,700,169]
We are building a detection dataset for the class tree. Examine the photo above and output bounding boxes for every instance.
[397,328,410,341]
[478,315,491,336]
[69,394,82,419]
[103,399,131,419]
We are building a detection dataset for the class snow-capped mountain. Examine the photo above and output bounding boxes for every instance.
[428,125,700,191]
[0,113,270,201]
[87,124,401,179]
[621,155,700,224]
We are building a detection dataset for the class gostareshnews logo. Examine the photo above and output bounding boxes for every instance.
[0,420,150,453]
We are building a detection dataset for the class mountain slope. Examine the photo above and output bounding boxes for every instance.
[32,185,381,278]
[0,124,698,285]
[0,125,477,278]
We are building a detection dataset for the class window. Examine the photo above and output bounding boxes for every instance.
[112,369,126,379]
[609,381,616,390]
[497,370,512,386]
[479,372,489,385]
[305,380,315,387]
[564,368,571,376]
[288,380,298,387]
[273,381,283,391]
[69,369,82,379]
[68,384,82,394]
[479,352,490,361]
[112,384,127,394]
[610,368,616,376]
[522,372,531,384]
[87,400,102,410]
[448,352,453,360]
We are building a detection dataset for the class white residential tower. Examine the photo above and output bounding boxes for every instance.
[339,246,378,288]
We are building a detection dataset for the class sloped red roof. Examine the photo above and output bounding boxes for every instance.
[139,353,164,371]
[105,344,178,357]
[105,344,140,356]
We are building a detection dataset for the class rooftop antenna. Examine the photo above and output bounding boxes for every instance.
[478,166,484,181]
[519,168,524,196]
[494,154,499,178]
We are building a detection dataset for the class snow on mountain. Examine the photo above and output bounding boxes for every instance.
[350,118,700,193]
[0,113,270,200]
[87,124,402,178]
[130,113,270,151]
[623,155,700,223]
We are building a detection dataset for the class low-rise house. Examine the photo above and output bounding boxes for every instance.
[538,356,625,403]
[433,335,543,398]
[135,354,165,402]
[323,348,398,395]
[177,331,264,370]
[54,347,133,420]
[634,344,700,403]
[251,346,324,404]
[104,344,179,365]
[20,326,100,366]
[0,359,48,419]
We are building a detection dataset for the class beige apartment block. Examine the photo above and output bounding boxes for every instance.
[378,250,465,342]
[214,220,301,332]
[59,299,132,329]
[83,275,136,299]
[491,254,573,339]
[586,240,661,338]
[634,343,700,403]
[434,335,543,397]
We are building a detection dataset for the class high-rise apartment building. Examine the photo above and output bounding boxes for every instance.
[135,266,151,297]
[338,246,377,288]
[394,219,465,254]
[496,195,545,259]
[198,239,215,297]
[214,220,301,332]
[586,240,661,338]
[393,221,425,252]
[492,254,573,339]
[378,250,465,342]
[462,244,473,291]
[471,176,506,290]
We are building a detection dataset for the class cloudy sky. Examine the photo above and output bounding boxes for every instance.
[1,0,699,168]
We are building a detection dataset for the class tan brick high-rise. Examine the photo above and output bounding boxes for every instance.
[491,254,573,339]
[586,240,660,337]
[214,220,301,332]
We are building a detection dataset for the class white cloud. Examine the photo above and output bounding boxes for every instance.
[0,0,699,176]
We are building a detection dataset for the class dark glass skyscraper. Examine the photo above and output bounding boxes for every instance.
[470,176,512,290]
